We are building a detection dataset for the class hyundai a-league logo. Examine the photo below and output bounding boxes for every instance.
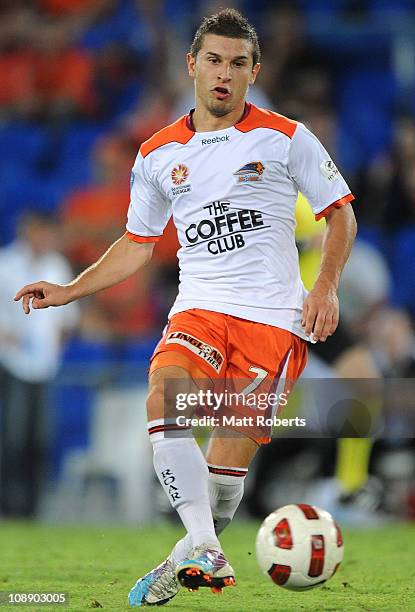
[171,164,189,185]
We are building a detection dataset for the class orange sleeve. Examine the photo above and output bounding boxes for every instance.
[125,231,161,243]
[140,116,194,158]
[315,194,355,221]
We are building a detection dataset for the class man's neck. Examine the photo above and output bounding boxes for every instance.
[191,101,247,132]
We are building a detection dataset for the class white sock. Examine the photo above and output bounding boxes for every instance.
[207,464,247,535]
[170,534,192,566]
[148,420,219,549]
[170,463,247,564]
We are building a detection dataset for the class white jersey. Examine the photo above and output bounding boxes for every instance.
[126,103,354,339]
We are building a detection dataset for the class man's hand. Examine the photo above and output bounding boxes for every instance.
[14,235,155,315]
[14,282,73,314]
[302,204,357,342]
[301,283,339,342]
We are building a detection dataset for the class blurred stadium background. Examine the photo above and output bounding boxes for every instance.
[1,0,415,533]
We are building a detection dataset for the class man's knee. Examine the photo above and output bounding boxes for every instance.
[146,383,165,422]
[146,365,198,422]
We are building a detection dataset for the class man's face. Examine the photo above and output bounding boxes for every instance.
[187,34,260,118]
[21,220,58,256]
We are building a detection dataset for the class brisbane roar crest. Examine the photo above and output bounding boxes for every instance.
[234,161,265,182]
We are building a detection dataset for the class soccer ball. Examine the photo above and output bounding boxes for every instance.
[256,504,344,591]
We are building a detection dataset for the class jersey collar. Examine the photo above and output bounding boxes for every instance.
[186,102,252,132]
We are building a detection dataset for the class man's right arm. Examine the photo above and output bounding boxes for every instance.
[14,234,154,314]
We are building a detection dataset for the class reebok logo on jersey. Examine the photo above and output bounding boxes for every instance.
[166,331,224,372]
[201,135,230,146]
[234,161,265,182]
[320,160,339,182]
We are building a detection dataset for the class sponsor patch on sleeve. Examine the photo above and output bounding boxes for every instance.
[320,160,339,182]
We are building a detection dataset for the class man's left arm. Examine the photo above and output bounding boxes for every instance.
[302,203,357,342]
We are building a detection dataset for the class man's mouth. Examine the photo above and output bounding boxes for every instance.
[212,87,231,100]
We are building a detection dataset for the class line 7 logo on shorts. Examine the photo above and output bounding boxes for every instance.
[184,200,270,255]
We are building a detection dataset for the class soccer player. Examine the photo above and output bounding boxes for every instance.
[14,9,357,607]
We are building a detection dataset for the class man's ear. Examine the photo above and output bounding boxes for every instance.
[250,62,261,85]
[187,53,196,78]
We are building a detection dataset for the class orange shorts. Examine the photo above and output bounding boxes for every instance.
[150,309,307,444]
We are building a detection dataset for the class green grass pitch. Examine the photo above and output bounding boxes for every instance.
[1,521,414,611]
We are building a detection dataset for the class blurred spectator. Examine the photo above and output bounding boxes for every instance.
[93,264,157,338]
[0,211,79,517]
[39,0,114,19]
[303,107,339,156]
[357,115,415,227]
[367,307,415,377]
[124,86,174,145]
[338,239,391,332]
[0,50,35,117]
[31,21,96,120]
[0,10,96,120]
[0,4,38,118]
[60,135,133,267]
[382,116,415,229]
[92,42,142,120]
[297,195,383,510]
[259,5,333,117]
[60,134,159,337]
[125,0,171,87]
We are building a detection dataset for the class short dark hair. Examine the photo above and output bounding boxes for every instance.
[19,210,58,228]
[190,8,261,67]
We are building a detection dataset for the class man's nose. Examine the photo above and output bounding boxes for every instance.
[218,63,232,81]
